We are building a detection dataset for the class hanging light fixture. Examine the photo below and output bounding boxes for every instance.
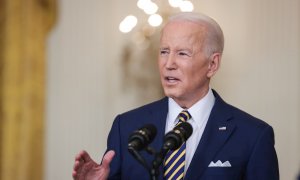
[119,15,138,33]
[119,0,194,33]
[179,1,194,12]
[148,14,163,27]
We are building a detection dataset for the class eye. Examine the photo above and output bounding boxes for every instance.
[160,49,169,55]
[179,52,187,56]
[178,51,191,57]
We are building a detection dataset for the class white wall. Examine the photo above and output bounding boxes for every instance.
[46,0,300,179]
[46,1,120,179]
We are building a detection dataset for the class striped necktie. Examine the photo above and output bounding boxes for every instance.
[164,110,191,180]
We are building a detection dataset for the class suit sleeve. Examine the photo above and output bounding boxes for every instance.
[105,115,122,179]
[245,125,279,180]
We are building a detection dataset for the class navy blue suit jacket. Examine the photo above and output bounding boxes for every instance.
[106,91,279,179]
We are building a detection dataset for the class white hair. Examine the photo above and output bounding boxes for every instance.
[167,12,224,57]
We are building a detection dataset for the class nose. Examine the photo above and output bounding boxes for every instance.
[165,54,176,70]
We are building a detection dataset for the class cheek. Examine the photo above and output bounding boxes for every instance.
[158,58,165,69]
[158,62,163,73]
[187,65,209,83]
[188,63,205,76]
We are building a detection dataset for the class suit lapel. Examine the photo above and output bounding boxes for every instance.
[149,97,168,150]
[185,91,236,179]
[145,97,168,180]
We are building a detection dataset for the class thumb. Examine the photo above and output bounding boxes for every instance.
[101,150,115,169]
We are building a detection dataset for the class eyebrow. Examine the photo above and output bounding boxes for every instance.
[159,47,169,50]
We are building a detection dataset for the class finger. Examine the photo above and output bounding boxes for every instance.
[101,150,115,169]
[73,150,91,180]
[73,160,84,171]
[75,150,89,161]
[72,170,78,179]
[80,150,92,162]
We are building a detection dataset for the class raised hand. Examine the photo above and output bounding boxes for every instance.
[72,150,115,180]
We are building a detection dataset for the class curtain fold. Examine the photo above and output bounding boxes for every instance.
[0,0,56,179]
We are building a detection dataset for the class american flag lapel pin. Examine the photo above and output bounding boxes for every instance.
[219,126,226,131]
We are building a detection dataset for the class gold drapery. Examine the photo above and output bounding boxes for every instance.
[0,0,56,179]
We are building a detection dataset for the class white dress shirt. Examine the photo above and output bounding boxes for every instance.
[165,88,215,172]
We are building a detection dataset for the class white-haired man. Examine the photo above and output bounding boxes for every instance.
[73,12,279,180]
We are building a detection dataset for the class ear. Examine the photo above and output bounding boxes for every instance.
[207,53,221,78]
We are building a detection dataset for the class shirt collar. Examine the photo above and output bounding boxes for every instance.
[168,88,215,127]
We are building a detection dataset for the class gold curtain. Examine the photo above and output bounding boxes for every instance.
[0,0,56,179]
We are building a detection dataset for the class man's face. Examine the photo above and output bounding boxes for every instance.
[159,21,215,107]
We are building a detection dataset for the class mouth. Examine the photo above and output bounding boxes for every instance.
[164,76,180,84]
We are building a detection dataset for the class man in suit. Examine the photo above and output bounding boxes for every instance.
[72,12,279,180]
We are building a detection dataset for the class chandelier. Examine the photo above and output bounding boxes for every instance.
[119,0,194,33]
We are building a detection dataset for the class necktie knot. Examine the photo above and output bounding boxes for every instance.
[178,110,191,124]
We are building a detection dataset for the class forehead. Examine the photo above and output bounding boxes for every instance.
[160,21,207,48]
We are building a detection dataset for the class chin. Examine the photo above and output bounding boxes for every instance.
[163,88,180,99]
[162,88,171,97]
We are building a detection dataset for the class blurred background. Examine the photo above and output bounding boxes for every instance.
[0,0,299,179]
